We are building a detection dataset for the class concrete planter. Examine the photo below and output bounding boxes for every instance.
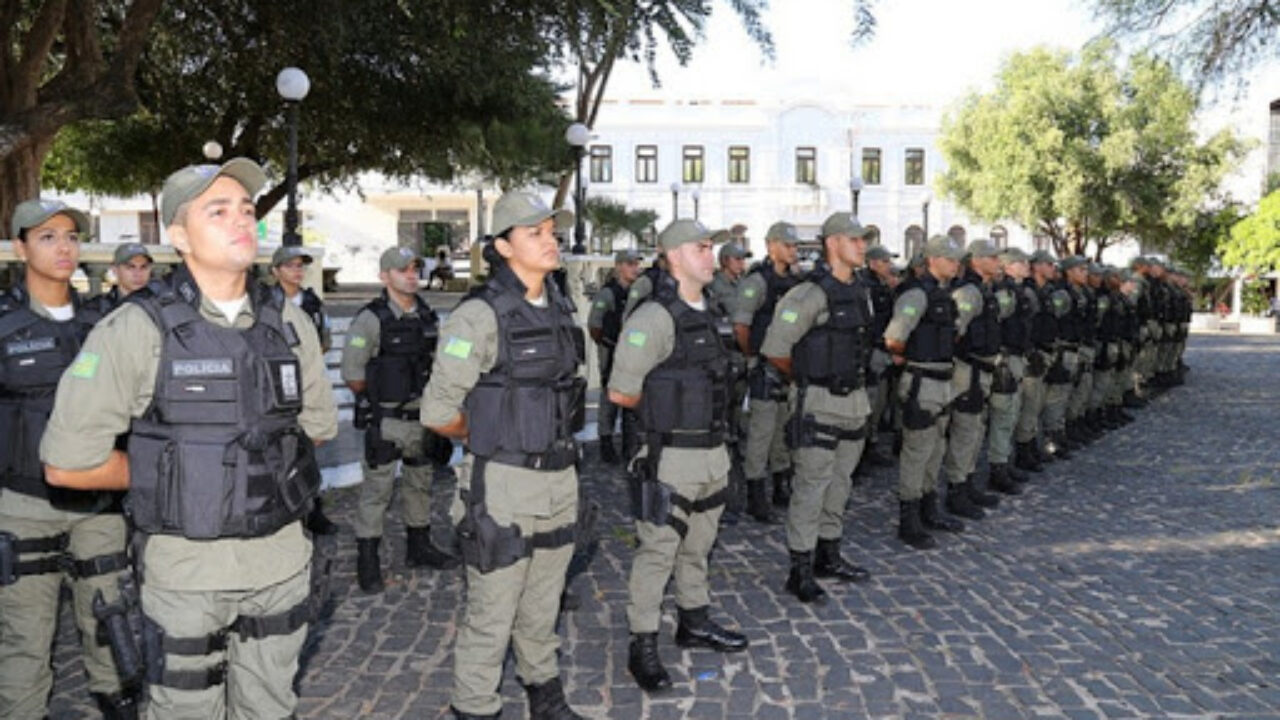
[1238,315,1279,334]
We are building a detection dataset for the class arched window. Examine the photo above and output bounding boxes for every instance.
[991,225,1008,249]
[864,224,881,245]
[948,225,966,244]
[905,225,925,259]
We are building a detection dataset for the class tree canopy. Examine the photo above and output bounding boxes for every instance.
[1219,189,1280,274]
[938,41,1247,259]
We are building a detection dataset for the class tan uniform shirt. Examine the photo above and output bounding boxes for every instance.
[623,274,654,317]
[884,285,953,406]
[341,295,432,411]
[40,288,338,591]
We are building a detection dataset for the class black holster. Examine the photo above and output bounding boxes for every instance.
[93,574,147,691]
[902,372,939,430]
[364,421,401,468]
[952,365,987,414]
[747,361,788,401]
[627,455,673,526]
[352,394,373,430]
[455,459,529,574]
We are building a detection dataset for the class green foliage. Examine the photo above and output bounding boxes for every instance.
[584,196,658,249]
[1160,203,1245,278]
[1220,189,1280,273]
[938,41,1248,258]
[1241,281,1271,315]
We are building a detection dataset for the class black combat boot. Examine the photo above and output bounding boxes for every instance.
[1066,419,1090,446]
[451,706,501,719]
[406,526,460,570]
[945,482,985,520]
[898,500,937,550]
[920,491,964,532]
[628,633,673,691]
[94,692,140,720]
[1015,441,1044,473]
[675,606,749,652]
[1005,460,1030,483]
[772,468,793,506]
[785,551,827,603]
[1115,404,1135,424]
[863,437,894,466]
[1034,436,1056,463]
[523,677,585,720]
[965,473,1000,509]
[356,537,384,593]
[1048,431,1074,458]
[598,435,618,465]
[746,479,779,524]
[304,501,339,536]
[721,461,745,527]
[988,464,1023,495]
[813,537,871,582]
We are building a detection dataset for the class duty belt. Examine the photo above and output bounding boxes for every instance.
[906,365,953,382]
[654,430,725,449]
[382,406,421,421]
[485,442,578,471]
[1058,342,1079,351]
[959,355,998,373]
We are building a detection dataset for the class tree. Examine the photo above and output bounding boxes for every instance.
[40,0,574,219]
[1089,0,1279,90]
[938,41,1247,259]
[1219,189,1280,274]
[0,0,165,230]
[1161,203,1245,277]
[583,196,658,250]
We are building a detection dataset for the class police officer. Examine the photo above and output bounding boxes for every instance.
[709,241,750,524]
[761,213,874,603]
[883,236,967,550]
[623,253,667,316]
[608,218,748,691]
[1039,256,1081,459]
[271,244,340,536]
[1064,258,1099,446]
[987,247,1034,490]
[423,191,586,720]
[0,200,133,719]
[861,244,899,468]
[87,242,155,315]
[41,159,339,719]
[342,246,458,593]
[587,249,642,464]
[1085,264,1118,434]
[733,221,802,522]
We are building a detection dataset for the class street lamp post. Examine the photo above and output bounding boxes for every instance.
[670,182,680,219]
[921,190,932,240]
[849,176,863,216]
[276,67,310,247]
[692,187,701,221]
[565,122,590,255]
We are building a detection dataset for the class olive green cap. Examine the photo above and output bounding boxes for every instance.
[998,247,1029,264]
[818,212,868,239]
[657,219,730,252]
[924,234,965,260]
[614,249,642,264]
[1029,250,1057,265]
[113,242,153,265]
[380,245,421,272]
[491,191,572,237]
[718,242,749,262]
[1059,255,1088,271]
[161,158,266,227]
[272,245,315,267]
[764,221,800,244]
[866,245,898,262]
[11,199,91,239]
[1130,255,1151,269]
[966,239,1000,258]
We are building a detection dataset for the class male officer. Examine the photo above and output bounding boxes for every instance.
[609,218,748,691]
[1014,250,1059,469]
[761,213,874,603]
[0,200,132,719]
[271,244,339,535]
[709,241,750,523]
[940,239,1007,520]
[342,246,458,593]
[423,191,587,720]
[623,253,667,316]
[860,244,899,467]
[987,247,1034,490]
[41,158,338,720]
[883,236,967,550]
[1085,264,1118,434]
[87,242,155,315]
[587,250,642,464]
[733,221,802,522]
[1039,256,1081,459]
[1064,258,1099,445]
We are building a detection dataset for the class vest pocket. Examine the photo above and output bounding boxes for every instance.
[172,441,234,539]
[511,385,555,453]
[0,400,19,477]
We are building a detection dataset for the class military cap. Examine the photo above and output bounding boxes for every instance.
[1059,255,1088,271]
[380,245,421,272]
[966,239,1000,258]
[1129,255,1151,269]
[113,242,153,265]
[657,219,730,252]
[161,158,266,227]
[924,234,965,260]
[764,221,800,244]
[11,199,91,239]
[1029,249,1057,265]
[866,245,898,262]
[818,212,869,239]
[998,247,1029,264]
[1087,262,1104,275]
[272,245,314,267]
[614,249,642,264]
[491,190,572,237]
[718,242,749,262]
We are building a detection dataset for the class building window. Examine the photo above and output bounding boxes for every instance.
[682,145,705,183]
[635,145,658,183]
[991,225,1008,249]
[728,146,750,184]
[137,212,159,245]
[589,145,612,183]
[905,148,925,185]
[905,225,925,258]
[861,148,882,185]
[795,146,817,184]
[864,224,881,245]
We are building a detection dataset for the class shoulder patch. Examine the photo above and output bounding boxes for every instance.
[742,287,757,299]
[69,351,100,379]
[902,306,919,317]
[627,330,647,347]
[443,336,473,360]
[780,309,799,323]
[595,300,608,308]
[349,335,368,348]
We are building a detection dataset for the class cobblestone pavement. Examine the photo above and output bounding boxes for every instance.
[48,333,1280,719]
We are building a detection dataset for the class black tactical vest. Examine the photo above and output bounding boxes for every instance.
[955,270,1001,358]
[1055,282,1081,343]
[638,273,730,443]
[747,262,800,354]
[859,267,894,347]
[999,278,1033,355]
[901,273,957,363]
[463,265,585,470]
[1030,279,1059,350]
[599,277,629,346]
[1076,285,1097,344]
[362,291,438,405]
[297,287,327,343]
[792,270,872,394]
[0,285,101,502]
[84,286,123,317]
[125,266,315,539]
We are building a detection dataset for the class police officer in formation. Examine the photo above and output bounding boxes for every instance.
[733,221,802,523]
[423,191,587,720]
[87,242,155,315]
[42,158,339,719]
[607,218,748,692]
[986,247,1033,491]
[760,213,874,603]
[709,240,750,523]
[0,200,132,719]
[860,244,900,468]
[587,249,642,465]
[1037,253,1079,460]
[342,245,459,593]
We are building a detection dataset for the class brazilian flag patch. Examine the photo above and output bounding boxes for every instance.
[443,336,473,359]
[627,330,647,347]
[69,351,100,379]
[781,310,799,323]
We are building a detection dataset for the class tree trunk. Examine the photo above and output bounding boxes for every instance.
[0,140,51,239]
